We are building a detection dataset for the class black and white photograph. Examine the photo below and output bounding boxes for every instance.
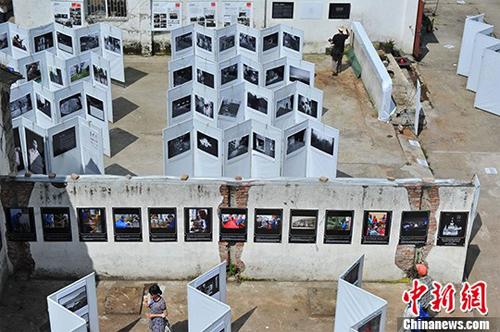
[247,92,268,114]
[86,95,105,121]
[184,207,212,241]
[283,32,301,52]
[437,211,468,246]
[197,131,218,157]
[13,128,24,171]
[173,66,192,87]
[263,32,279,52]
[227,135,249,160]
[253,133,275,158]
[80,33,100,52]
[298,95,318,118]
[219,34,235,52]
[113,208,142,241]
[254,209,282,243]
[289,66,311,85]
[36,93,51,118]
[52,126,77,157]
[58,285,88,313]
[78,208,107,241]
[311,129,334,155]
[34,32,54,52]
[60,93,83,117]
[175,32,193,52]
[12,33,28,51]
[276,94,294,118]
[289,210,318,243]
[149,208,177,242]
[153,13,168,29]
[171,95,191,118]
[197,69,215,88]
[239,32,256,52]
[41,207,72,241]
[195,95,214,119]
[10,93,33,118]
[265,65,284,86]
[5,207,36,241]
[196,275,219,297]
[243,64,259,85]
[0,32,8,50]
[104,35,121,54]
[49,66,63,86]
[70,60,90,82]
[25,128,46,174]
[324,210,354,244]
[286,129,306,155]
[168,132,191,159]
[218,98,240,118]
[26,61,42,83]
[196,33,212,52]
[221,63,238,85]
[399,211,430,245]
[57,32,73,54]
[272,2,294,19]
[93,65,108,86]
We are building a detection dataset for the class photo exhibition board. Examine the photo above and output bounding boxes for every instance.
[47,272,99,332]
[193,83,218,126]
[237,24,260,60]
[151,0,183,32]
[32,82,57,128]
[17,51,49,87]
[30,23,56,55]
[287,58,315,87]
[10,81,36,123]
[171,24,194,59]
[8,23,31,59]
[187,1,218,29]
[220,1,253,27]
[279,25,304,60]
[74,24,103,56]
[216,22,238,62]
[0,23,12,56]
[262,57,288,90]
[187,262,231,332]
[195,25,218,62]
[260,25,281,64]
[12,117,48,175]
[243,81,274,125]
[474,47,500,116]
[217,82,245,129]
[100,23,125,82]
[466,33,500,92]
[52,0,85,29]
[167,82,195,126]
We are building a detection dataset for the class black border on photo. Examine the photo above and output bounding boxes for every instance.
[52,126,77,157]
[361,211,392,245]
[175,32,193,52]
[40,207,72,241]
[113,207,142,242]
[289,209,318,243]
[167,132,191,159]
[57,32,73,54]
[263,32,279,52]
[173,66,192,87]
[265,65,284,86]
[399,211,430,245]
[86,94,105,121]
[272,2,294,19]
[437,211,468,246]
[286,129,306,155]
[34,32,54,52]
[310,129,334,155]
[197,131,218,157]
[4,207,36,241]
[324,210,354,244]
[282,31,300,52]
[254,208,282,243]
[329,3,351,19]
[148,208,177,242]
[219,208,247,242]
[184,207,212,242]
[77,208,107,242]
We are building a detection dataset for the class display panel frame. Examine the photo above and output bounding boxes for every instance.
[219,208,247,242]
[148,207,177,242]
[184,207,213,242]
[361,210,392,245]
[112,207,142,242]
[4,207,37,241]
[77,208,107,242]
[254,208,283,243]
[324,210,354,244]
[289,209,318,243]
[40,207,72,241]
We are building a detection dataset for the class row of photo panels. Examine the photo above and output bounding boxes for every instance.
[3,207,468,246]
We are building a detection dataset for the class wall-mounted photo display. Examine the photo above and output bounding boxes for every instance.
[220,63,238,85]
[56,32,73,54]
[185,207,212,241]
[25,128,46,174]
[188,1,217,28]
[254,209,282,243]
[113,208,142,241]
[168,132,190,159]
[276,94,294,118]
[263,32,279,52]
[196,274,219,297]
[290,66,310,86]
[0,32,8,50]
[13,128,25,172]
[52,126,77,157]
[283,32,300,52]
[219,34,235,52]
[79,33,100,52]
[311,129,334,155]
[26,61,42,83]
[173,66,192,87]
[93,64,108,86]
[195,95,214,119]
[34,32,54,52]
[239,32,256,52]
[104,35,121,54]
[49,66,64,86]
[60,93,83,118]
[437,211,468,246]
[70,60,90,82]
[324,210,354,244]
[218,98,240,118]
[196,33,213,52]
[86,94,105,121]
[361,211,392,244]
[219,208,247,242]
[175,32,193,52]
[197,69,215,88]
[298,95,318,118]
[243,64,259,85]
[289,209,318,243]
[399,211,430,245]
[197,131,218,157]
[272,2,294,19]
[227,135,249,160]
[247,92,268,114]
[329,3,351,19]
[77,208,107,241]
[148,208,177,242]
[222,1,252,27]
[265,65,284,86]
[286,128,306,155]
[4,207,36,241]
[41,207,72,241]
[253,132,275,158]
[171,95,191,118]
[10,93,33,119]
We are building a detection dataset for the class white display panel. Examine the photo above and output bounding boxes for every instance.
[280,25,304,60]
[14,117,49,175]
[152,0,183,32]
[287,58,315,87]
[75,24,102,55]
[30,23,56,54]
[260,25,281,64]
[272,82,297,129]
[53,81,86,122]
[100,23,125,82]
[8,23,31,59]
[33,82,57,128]
[216,24,238,62]
[171,25,194,59]
[18,52,49,86]
[243,81,274,125]
[218,54,241,90]
[52,0,85,28]
[84,81,111,156]
[262,57,287,90]
[65,51,93,86]
[237,24,259,60]
[195,26,218,62]
[167,83,194,126]
[10,81,36,122]
[169,54,194,89]
[217,82,245,129]
[466,34,500,92]
[54,24,76,59]
[415,80,422,135]
[187,1,218,28]
[220,1,253,27]
[474,48,500,116]
[46,52,69,89]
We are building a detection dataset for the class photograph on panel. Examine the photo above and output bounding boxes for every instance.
[298,95,318,118]
[185,207,212,241]
[265,65,284,86]
[197,131,218,157]
[10,93,33,119]
[57,32,73,54]
[437,212,468,246]
[113,208,142,241]
[80,33,100,52]
[175,32,193,52]
[52,126,77,157]
[58,285,87,313]
[173,66,192,87]
[310,129,334,155]
[70,60,90,82]
[26,61,42,83]
[220,208,247,241]
[218,97,240,118]
[149,208,177,241]
[0,32,8,50]
[87,95,105,121]
[283,32,300,52]
[167,132,190,159]
[289,66,310,85]
[227,135,249,160]
[78,208,107,241]
[324,210,354,244]
[239,32,256,52]
[93,64,108,85]
[36,93,51,118]
[399,211,430,245]
[289,210,318,243]
[221,63,238,85]
[104,35,121,54]
[194,94,214,119]
[34,32,54,52]
[25,128,46,174]
[12,32,28,51]
[4,207,36,241]
[255,210,282,236]
[196,33,212,52]
[171,95,191,118]
[196,274,219,296]
[243,64,259,85]
[263,32,279,52]
[276,94,294,118]
[253,133,275,158]
[13,128,25,171]
[286,129,306,155]
[49,66,64,86]
[60,93,83,117]
[219,34,235,52]
[362,211,392,244]
[41,207,72,241]
[196,69,214,88]
[247,92,268,114]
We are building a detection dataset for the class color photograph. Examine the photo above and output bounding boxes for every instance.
[70,61,90,82]
[325,210,354,244]
[399,211,429,245]
[78,208,107,241]
[5,207,36,241]
[362,211,392,244]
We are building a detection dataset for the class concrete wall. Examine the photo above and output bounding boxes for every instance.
[12,0,418,54]
[0,176,477,282]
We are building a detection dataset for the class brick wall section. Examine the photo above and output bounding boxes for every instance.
[395,185,440,275]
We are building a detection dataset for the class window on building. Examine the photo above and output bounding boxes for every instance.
[328,3,351,19]
[88,0,127,18]
[272,2,294,19]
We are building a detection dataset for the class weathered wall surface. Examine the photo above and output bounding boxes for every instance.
[0,176,477,282]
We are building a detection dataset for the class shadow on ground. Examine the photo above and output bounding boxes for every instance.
[112,97,139,122]
[109,127,139,157]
